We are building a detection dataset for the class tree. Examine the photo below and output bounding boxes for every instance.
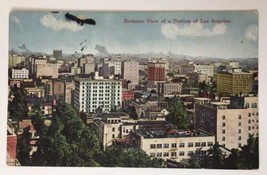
[126,106,138,120]
[98,145,164,167]
[238,135,259,169]
[30,103,101,166]
[207,142,225,169]
[166,96,189,129]
[8,85,29,121]
[224,149,240,169]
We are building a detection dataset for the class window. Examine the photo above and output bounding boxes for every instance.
[222,115,226,120]
[222,129,225,134]
[201,142,206,147]
[188,151,194,156]
[157,144,162,148]
[238,129,241,133]
[248,120,251,124]
[112,127,115,132]
[179,143,185,148]
[238,122,242,126]
[150,144,156,149]
[164,143,169,148]
[238,136,242,140]
[188,142,193,147]
[171,152,177,157]
[248,126,251,130]
[238,143,242,147]
[163,152,169,157]
[208,142,213,146]
[195,142,201,147]
[222,122,226,127]
[239,115,242,119]
[248,113,251,117]
[179,151,185,156]
[222,137,225,141]
[156,152,162,157]
[171,143,177,148]
[112,134,115,138]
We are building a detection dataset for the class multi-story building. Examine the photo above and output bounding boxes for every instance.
[194,64,214,77]
[53,50,62,60]
[7,122,20,166]
[9,54,25,68]
[216,72,253,95]
[178,64,195,75]
[122,61,139,87]
[147,62,165,82]
[194,96,258,149]
[11,68,29,79]
[35,63,58,78]
[129,129,215,163]
[188,72,208,87]
[157,82,182,96]
[73,78,122,113]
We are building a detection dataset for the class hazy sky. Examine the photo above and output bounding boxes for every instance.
[9,10,258,58]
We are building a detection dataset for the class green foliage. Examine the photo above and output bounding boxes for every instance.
[207,142,226,169]
[98,146,164,167]
[166,96,189,129]
[30,103,101,166]
[126,106,138,120]
[8,86,29,121]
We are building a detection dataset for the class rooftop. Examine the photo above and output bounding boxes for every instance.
[137,129,213,139]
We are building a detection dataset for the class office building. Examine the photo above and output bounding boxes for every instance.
[147,62,165,82]
[11,68,29,79]
[73,78,122,113]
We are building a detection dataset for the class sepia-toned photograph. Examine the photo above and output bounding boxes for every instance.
[6,9,260,170]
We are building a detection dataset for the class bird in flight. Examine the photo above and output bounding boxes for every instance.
[65,13,96,26]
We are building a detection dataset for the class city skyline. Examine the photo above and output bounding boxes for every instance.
[9,10,258,59]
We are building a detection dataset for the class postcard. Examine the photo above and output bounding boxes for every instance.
[2,1,267,175]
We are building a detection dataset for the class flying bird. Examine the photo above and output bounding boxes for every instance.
[65,13,96,26]
[51,11,60,13]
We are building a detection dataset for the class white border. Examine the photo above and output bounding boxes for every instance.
[1,0,266,175]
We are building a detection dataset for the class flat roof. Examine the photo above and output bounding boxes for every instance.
[137,129,213,139]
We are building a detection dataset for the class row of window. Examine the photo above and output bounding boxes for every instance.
[150,142,213,149]
[222,113,258,120]
[150,150,207,157]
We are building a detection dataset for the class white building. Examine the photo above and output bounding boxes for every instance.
[73,78,122,113]
[11,68,29,79]
[130,129,215,163]
[195,96,258,149]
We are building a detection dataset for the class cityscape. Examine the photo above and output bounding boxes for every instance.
[7,10,258,169]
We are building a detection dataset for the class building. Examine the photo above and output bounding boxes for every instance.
[53,80,65,102]
[53,50,62,60]
[188,72,208,87]
[194,96,258,149]
[122,89,134,101]
[194,64,214,77]
[147,62,165,82]
[157,82,182,96]
[35,63,58,78]
[216,72,253,95]
[99,58,122,79]
[178,64,195,75]
[7,123,20,166]
[73,78,122,113]
[122,61,139,88]
[129,129,215,163]
[11,68,29,79]
[9,54,25,68]
[98,112,130,147]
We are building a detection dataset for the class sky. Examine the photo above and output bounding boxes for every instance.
[9,10,258,58]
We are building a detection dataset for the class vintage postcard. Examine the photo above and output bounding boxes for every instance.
[3,2,265,174]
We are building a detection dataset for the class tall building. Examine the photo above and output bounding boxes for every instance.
[9,54,25,68]
[147,62,165,82]
[35,63,58,78]
[122,61,139,87]
[216,72,253,95]
[73,78,122,113]
[53,50,62,60]
[194,96,258,149]
[99,59,122,79]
